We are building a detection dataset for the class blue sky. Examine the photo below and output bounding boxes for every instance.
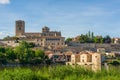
[0,0,120,39]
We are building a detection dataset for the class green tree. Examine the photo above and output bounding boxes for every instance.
[0,52,7,64]
[100,37,103,44]
[35,50,48,64]
[0,46,5,53]
[66,38,72,42]
[14,41,32,64]
[79,34,87,43]
[3,36,10,40]
[6,47,16,62]
[94,36,101,43]
[103,35,111,43]
[110,61,120,65]
[28,42,35,48]
[91,32,94,39]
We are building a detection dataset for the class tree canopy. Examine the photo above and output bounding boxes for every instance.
[0,41,50,65]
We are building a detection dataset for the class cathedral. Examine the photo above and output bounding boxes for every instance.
[15,20,65,48]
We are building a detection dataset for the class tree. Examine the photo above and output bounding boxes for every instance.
[28,42,35,48]
[100,37,103,44]
[14,41,32,64]
[0,52,7,64]
[23,48,35,64]
[6,47,16,62]
[79,34,94,43]
[103,35,111,43]
[66,38,72,42]
[35,49,44,57]
[0,41,50,65]
[94,37,99,43]
[3,36,10,40]
[0,46,5,53]
[110,61,120,66]
[79,34,87,43]
[91,32,94,39]
[35,50,48,64]
[0,46,7,64]
[19,41,29,49]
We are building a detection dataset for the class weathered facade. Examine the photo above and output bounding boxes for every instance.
[15,20,65,48]
[46,50,101,71]
[66,51,101,71]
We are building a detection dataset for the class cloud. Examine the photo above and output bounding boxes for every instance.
[0,0,10,4]
[0,32,2,36]
[0,31,14,39]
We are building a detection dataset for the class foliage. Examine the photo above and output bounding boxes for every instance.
[0,46,5,53]
[66,31,112,44]
[28,42,35,48]
[3,36,11,40]
[66,38,72,42]
[5,47,16,61]
[79,34,94,43]
[110,61,120,65]
[0,66,120,80]
[0,41,50,65]
[103,35,111,43]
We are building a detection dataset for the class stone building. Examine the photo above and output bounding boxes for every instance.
[15,20,25,37]
[15,20,65,48]
[114,38,120,44]
[45,50,101,71]
[66,51,101,71]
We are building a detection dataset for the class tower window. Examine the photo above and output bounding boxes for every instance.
[82,60,84,62]
[19,27,21,30]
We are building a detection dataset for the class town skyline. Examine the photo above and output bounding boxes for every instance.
[1,0,120,39]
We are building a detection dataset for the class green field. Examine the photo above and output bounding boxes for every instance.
[0,66,120,80]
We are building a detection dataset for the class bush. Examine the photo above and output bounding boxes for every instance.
[0,66,120,80]
[110,61,120,65]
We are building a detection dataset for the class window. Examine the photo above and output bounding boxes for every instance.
[67,59,70,61]
[18,27,21,30]
[82,60,84,62]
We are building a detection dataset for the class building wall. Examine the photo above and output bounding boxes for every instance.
[71,54,76,64]
[15,20,25,37]
[92,53,101,71]
[80,54,88,63]
[35,37,65,48]
[66,51,101,71]
[15,20,65,48]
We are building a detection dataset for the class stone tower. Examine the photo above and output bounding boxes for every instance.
[42,26,50,33]
[15,20,25,37]
[92,53,101,71]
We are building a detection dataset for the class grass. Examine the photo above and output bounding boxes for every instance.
[0,65,120,80]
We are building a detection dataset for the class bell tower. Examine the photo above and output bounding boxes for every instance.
[15,20,25,37]
[42,26,50,33]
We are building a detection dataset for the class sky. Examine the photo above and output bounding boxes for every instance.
[0,0,120,39]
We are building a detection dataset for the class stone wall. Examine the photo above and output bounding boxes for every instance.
[66,43,120,52]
